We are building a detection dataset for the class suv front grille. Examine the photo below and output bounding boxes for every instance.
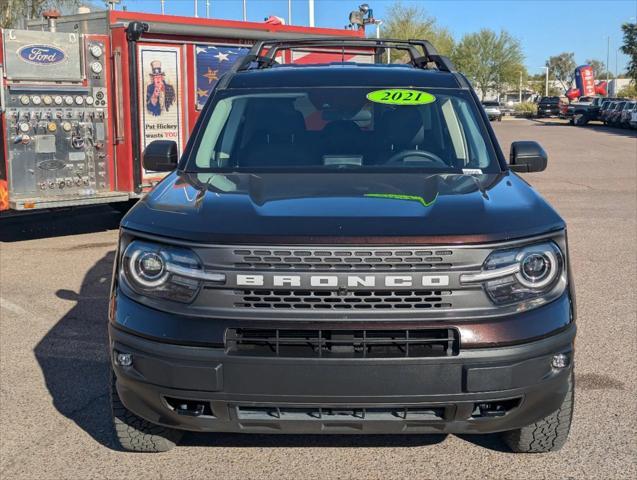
[225,328,459,358]
[190,244,496,318]
[235,289,453,310]
[232,248,454,271]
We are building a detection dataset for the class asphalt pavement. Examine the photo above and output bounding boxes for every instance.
[0,118,635,479]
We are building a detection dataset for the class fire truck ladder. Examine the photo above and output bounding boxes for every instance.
[229,37,456,74]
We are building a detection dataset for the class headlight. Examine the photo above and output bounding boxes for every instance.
[130,250,168,287]
[461,241,566,307]
[120,240,225,303]
[518,250,557,288]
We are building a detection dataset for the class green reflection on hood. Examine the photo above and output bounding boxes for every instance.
[364,193,438,207]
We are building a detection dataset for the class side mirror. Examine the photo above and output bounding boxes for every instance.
[142,140,178,172]
[509,141,547,173]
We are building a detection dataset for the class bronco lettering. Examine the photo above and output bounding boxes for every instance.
[235,274,450,288]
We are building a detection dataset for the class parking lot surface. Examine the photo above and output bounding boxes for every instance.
[1,118,635,479]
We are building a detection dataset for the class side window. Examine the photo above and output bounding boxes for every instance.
[194,98,234,168]
[439,98,468,164]
[453,99,490,168]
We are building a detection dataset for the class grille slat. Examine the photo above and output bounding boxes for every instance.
[236,406,446,421]
[236,289,453,310]
[233,248,457,271]
[226,328,459,358]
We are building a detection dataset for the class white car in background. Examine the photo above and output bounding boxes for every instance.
[482,101,503,121]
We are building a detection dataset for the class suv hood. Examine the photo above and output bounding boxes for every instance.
[122,172,564,244]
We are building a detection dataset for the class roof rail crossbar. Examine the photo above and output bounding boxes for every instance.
[430,54,455,72]
[265,41,424,68]
[408,39,439,56]
[231,38,453,73]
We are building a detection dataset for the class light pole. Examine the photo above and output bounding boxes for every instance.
[243,0,247,21]
[374,20,389,63]
[309,0,315,27]
[206,0,210,18]
[606,36,610,83]
[160,0,165,14]
[519,71,523,103]
[615,47,619,78]
[288,0,292,25]
[194,0,198,17]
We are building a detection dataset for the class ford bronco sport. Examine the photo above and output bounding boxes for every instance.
[109,38,576,453]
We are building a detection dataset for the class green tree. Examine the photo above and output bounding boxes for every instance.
[620,22,637,83]
[546,52,576,93]
[585,59,608,80]
[527,74,560,97]
[451,29,525,100]
[617,83,637,97]
[382,1,454,60]
[0,1,93,29]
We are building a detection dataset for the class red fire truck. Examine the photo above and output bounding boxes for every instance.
[0,9,366,214]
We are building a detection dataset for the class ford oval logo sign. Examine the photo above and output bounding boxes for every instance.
[17,45,66,65]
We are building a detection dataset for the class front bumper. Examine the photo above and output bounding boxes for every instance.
[110,319,575,435]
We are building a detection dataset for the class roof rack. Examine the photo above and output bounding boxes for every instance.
[229,37,455,74]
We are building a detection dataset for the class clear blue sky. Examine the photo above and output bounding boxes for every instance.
[119,0,635,75]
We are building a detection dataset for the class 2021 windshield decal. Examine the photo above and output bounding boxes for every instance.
[366,89,436,106]
[364,193,438,207]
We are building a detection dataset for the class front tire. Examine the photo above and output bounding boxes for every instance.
[111,375,183,452]
[502,371,574,453]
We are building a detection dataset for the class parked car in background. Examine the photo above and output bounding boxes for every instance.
[500,103,515,116]
[599,99,613,114]
[630,103,637,129]
[608,101,627,126]
[564,96,594,122]
[559,101,569,118]
[571,97,616,126]
[619,101,635,128]
[536,97,561,117]
[482,101,503,121]
[601,101,619,124]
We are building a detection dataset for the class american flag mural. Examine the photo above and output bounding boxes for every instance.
[195,44,250,109]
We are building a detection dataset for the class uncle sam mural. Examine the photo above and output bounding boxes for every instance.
[137,46,183,179]
[146,60,176,116]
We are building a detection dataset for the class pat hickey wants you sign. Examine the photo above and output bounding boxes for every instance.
[137,45,183,180]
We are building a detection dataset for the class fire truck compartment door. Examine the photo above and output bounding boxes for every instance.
[3,29,82,81]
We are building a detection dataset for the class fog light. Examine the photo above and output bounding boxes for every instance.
[551,353,569,369]
[116,352,133,367]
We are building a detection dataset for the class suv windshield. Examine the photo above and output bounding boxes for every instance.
[189,87,500,173]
